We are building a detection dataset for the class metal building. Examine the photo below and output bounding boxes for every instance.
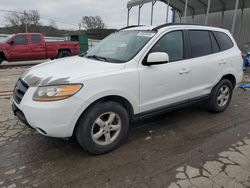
[127,0,250,49]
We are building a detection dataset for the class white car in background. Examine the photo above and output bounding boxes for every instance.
[12,24,243,154]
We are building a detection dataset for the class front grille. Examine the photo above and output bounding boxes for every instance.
[13,79,29,104]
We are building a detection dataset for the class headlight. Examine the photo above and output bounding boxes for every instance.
[33,84,82,102]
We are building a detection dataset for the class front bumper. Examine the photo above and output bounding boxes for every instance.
[12,103,33,129]
[12,87,89,138]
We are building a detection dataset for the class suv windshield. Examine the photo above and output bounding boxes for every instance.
[85,30,156,63]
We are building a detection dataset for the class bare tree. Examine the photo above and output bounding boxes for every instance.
[27,10,40,26]
[5,10,40,31]
[81,16,105,29]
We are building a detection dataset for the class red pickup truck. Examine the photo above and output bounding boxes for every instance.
[0,33,80,64]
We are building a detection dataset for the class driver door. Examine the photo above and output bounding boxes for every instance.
[8,35,31,61]
[139,30,192,113]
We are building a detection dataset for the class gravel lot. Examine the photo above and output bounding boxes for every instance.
[0,64,250,188]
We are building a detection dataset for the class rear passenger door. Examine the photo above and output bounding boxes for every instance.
[187,30,225,98]
[29,34,46,60]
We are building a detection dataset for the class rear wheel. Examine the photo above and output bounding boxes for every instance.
[57,50,71,58]
[207,79,233,113]
[75,101,129,155]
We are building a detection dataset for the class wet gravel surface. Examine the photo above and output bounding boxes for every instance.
[0,66,250,188]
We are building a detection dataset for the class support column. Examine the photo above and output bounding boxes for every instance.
[183,0,189,23]
[127,7,131,26]
[231,0,239,35]
[138,4,143,25]
[166,0,170,23]
[172,8,176,23]
[221,11,224,25]
[151,1,157,25]
[205,0,211,24]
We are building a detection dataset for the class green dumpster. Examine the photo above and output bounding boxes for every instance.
[65,32,88,53]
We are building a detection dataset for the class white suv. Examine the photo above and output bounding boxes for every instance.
[12,24,243,154]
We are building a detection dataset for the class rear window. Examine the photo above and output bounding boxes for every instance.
[214,31,234,51]
[189,30,212,58]
[31,35,41,43]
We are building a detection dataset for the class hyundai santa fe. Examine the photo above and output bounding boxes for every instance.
[12,24,243,154]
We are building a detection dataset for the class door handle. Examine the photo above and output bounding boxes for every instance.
[179,68,190,75]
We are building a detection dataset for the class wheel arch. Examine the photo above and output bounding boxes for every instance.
[0,51,7,61]
[220,74,236,88]
[58,48,72,54]
[73,95,135,136]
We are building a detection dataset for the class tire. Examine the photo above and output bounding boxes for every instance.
[75,101,130,155]
[0,59,3,64]
[57,50,71,58]
[207,79,233,113]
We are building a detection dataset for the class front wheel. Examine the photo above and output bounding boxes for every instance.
[75,101,129,155]
[207,79,233,113]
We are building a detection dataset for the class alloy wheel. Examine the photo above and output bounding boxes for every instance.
[91,112,122,146]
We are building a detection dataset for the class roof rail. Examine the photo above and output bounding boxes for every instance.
[119,25,144,31]
[152,23,208,31]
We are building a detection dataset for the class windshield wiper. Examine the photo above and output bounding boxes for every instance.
[86,55,107,62]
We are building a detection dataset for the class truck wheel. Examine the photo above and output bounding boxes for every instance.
[75,101,129,155]
[57,50,71,58]
[207,79,233,113]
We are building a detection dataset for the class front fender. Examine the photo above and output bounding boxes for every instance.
[75,89,139,115]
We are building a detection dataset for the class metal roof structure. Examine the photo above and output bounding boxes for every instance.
[126,0,250,34]
[128,0,250,16]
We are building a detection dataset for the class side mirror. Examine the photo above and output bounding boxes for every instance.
[145,52,169,65]
[8,41,14,45]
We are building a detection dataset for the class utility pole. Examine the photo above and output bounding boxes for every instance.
[24,10,28,33]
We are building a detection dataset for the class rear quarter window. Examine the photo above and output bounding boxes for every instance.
[214,31,234,51]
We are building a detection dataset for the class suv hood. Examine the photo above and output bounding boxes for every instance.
[21,56,126,87]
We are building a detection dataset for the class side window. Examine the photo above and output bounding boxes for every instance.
[189,30,212,58]
[31,35,42,43]
[214,31,234,51]
[209,32,220,53]
[151,31,184,62]
[12,35,28,45]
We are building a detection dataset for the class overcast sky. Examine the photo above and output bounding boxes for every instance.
[0,0,172,30]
